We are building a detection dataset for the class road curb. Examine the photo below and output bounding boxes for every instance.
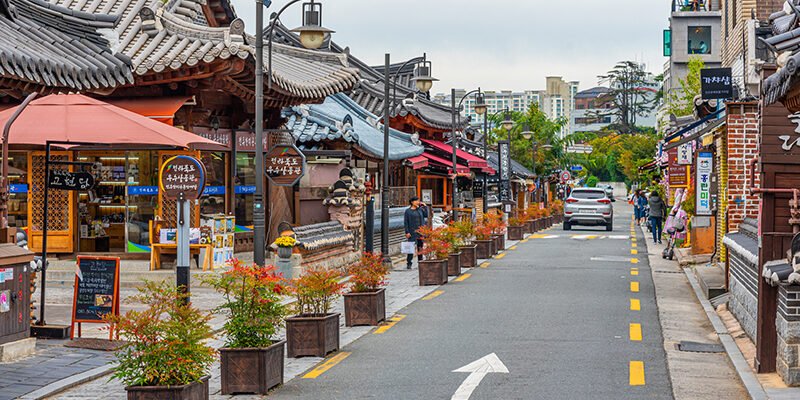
[19,364,116,400]
[682,267,768,400]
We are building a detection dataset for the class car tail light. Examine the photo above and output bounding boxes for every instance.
[597,199,611,204]
[566,198,579,204]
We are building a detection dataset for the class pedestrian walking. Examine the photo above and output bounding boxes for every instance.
[648,191,667,244]
[404,196,428,270]
[636,190,648,226]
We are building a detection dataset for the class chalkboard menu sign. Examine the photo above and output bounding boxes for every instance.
[71,256,120,339]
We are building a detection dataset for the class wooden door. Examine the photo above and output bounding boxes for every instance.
[28,152,75,253]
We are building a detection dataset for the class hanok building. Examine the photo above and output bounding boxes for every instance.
[0,0,358,258]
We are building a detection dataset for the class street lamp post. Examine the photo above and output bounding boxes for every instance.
[254,0,332,266]
[522,124,552,205]
[450,88,487,221]
[380,54,435,262]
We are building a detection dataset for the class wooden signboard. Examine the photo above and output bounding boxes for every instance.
[265,144,306,187]
[71,256,120,339]
[47,169,96,191]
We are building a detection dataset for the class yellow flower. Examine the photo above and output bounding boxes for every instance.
[274,236,297,248]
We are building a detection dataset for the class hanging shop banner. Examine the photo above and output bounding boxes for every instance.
[668,165,689,187]
[265,144,306,187]
[695,151,713,216]
[47,169,96,191]
[700,68,733,100]
[159,155,207,200]
[499,141,511,202]
[677,142,693,165]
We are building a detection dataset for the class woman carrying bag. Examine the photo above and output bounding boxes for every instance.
[403,196,428,270]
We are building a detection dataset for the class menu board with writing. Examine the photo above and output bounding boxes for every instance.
[71,256,120,327]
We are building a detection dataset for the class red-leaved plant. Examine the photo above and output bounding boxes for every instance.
[417,226,452,260]
[202,259,286,349]
[474,224,494,241]
[103,281,215,387]
[288,268,346,316]
[347,252,390,293]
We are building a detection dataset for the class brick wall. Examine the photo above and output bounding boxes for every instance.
[726,102,761,232]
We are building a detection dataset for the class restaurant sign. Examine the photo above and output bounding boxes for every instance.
[695,151,713,216]
[499,141,511,202]
[700,68,733,100]
[265,144,306,187]
[47,169,96,191]
[159,155,207,200]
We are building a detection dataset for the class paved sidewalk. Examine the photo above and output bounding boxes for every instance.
[641,230,749,399]
[46,236,521,399]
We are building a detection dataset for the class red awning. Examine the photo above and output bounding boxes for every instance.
[421,152,470,174]
[105,96,190,126]
[406,155,429,169]
[421,139,488,169]
[0,94,224,150]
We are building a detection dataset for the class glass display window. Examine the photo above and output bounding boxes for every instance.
[7,152,28,229]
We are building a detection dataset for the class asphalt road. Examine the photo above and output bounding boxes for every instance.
[271,202,673,400]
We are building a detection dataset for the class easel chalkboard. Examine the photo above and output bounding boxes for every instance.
[71,256,120,340]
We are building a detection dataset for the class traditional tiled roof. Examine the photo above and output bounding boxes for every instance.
[487,151,535,180]
[282,93,423,161]
[0,0,133,92]
[294,221,354,252]
[270,23,465,131]
[1,0,359,105]
[762,1,800,105]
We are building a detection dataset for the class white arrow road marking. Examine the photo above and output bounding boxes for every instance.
[451,353,509,400]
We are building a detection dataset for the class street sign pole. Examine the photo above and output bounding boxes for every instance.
[176,192,190,302]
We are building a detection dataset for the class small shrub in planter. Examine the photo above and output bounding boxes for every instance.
[452,219,477,268]
[344,252,389,327]
[442,224,462,276]
[203,260,287,395]
[104,281,215,400]
[286,268,345,358]
[507,217,525,240]
[473,224,494,260]
[417,226,450,285]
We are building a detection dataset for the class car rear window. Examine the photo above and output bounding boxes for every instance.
[571,190,606,199]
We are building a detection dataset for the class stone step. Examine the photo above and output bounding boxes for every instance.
[693,264,727,299]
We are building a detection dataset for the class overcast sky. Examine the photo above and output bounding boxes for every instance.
[229,0,669,94]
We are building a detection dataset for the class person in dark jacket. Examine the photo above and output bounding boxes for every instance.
[648,191,667,244]
[404,196,428,269]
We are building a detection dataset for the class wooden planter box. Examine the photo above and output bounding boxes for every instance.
[526,220,536,234]
[447,252,462,276]
[419,259,448,286]
[286,313,340,358]
[126,376,209,400]
[536,218,544,231]
[508,225,524,241]
[220,342,285,395]
[492,235,502,254]
[475,240,492,259]
[460,244,477,268]
[343,288,386,327]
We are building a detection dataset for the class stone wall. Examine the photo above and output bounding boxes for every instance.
[777,284,800,386]
[729,252,759,341]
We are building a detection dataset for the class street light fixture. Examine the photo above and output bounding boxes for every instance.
[450,88,485,222]
[255,0,333,266]
[501,111,515,133]
[410,58,438,93]
[290,1,334,50]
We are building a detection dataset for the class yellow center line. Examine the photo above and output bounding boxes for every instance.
[631,281,639,293]
[631,243,637,248]
[630,298,641,311]
[630,258,639,264]
[520,239,528,243]
[630,361,645,386]
[454,273,472,282]
[302,352,352,379]
[495,253,506,259]
[479,262,490,269]
[510,245,517,250]
[631,268,639,276]
[373,314,406,334]
[631,249,638,255]
[631,238,637,243]
[630,323,642,341]
[422,290,444,301]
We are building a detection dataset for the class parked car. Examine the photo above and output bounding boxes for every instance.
[563,188,614,231]
[602,185,615,202]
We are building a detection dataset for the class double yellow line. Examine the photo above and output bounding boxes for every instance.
[629,221,645,386]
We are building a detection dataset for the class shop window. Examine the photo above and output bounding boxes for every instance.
[7,152,28,229]
[126,151,158,251]
[200,152,226,216]
[688,26,711,54]
[234,153,256,228]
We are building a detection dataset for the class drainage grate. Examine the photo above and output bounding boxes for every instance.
[654,270,683,274]
[676,341,725,353]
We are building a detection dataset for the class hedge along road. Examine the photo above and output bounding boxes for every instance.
[270,202,672,400]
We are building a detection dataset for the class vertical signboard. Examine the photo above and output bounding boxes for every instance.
[677,142,693,165]
[498,141,511,202]
[695,151,713,216]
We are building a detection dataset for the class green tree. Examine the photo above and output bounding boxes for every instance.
[595,61,657,134]
[667,56,704,117]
